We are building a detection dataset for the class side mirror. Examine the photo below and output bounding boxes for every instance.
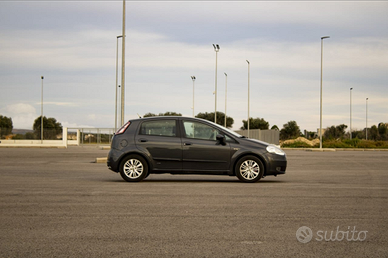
[216,134,226,145]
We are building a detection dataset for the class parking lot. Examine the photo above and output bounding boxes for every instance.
[0,147,387,257]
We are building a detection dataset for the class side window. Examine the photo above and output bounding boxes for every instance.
[183,121,220,141]
[140,120,177,137]
[225,134,234,142]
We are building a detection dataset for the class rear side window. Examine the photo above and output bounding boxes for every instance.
[139,120,177,137]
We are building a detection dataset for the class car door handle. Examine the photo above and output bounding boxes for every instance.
[183,142,192,146]
[139,139,148,142]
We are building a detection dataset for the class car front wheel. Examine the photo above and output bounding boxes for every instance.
[235,156,264,183]
[119,155,148,182]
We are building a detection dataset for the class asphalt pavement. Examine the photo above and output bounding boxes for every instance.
[0,147,387,257]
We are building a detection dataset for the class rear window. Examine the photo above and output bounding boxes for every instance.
[139,120,177,137]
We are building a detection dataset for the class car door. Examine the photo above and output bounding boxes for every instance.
[181,119,231,172]
[135,119,182,171]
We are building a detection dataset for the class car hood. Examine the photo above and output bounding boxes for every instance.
[242,138,270,147]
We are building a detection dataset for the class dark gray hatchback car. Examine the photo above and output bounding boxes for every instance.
[107,116,287,183]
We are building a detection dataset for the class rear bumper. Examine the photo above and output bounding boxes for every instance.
[107,149,122,172]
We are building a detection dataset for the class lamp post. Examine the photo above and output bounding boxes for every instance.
[246,60,250,138]
[350,88,353,140]
[319,36,330,149]
[191,76,196,117]
[224,72,227,128]
[366,98,369,140]
[121,0,126,126]
[213,44,220,124]
[118,85,121,121]
[115,35,123,132]
[41,76,44,144]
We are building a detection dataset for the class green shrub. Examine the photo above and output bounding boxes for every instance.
[374,141,388,148]
[323,139,388,149]
[11,134,25,140]
[357,140,376,148]
[281,141,313,148]
[342,138,361,148]
[281,138,388,149]
[25,132,36,139]
[323,140,351,148]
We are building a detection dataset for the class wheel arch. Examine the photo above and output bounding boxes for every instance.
[231,152,269,176]
[118,151,153,172]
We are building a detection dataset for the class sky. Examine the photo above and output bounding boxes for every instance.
[0,1,387,133]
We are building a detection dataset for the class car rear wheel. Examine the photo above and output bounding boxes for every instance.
[119,155,148,182]
[235,156,264,183]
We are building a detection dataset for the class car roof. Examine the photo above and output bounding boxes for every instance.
[127,116,209,123]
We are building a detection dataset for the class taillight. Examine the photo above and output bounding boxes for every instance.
[116,121,131,135]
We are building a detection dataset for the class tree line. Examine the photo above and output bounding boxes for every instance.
[322,123,388,141]
[0,115,62,140]
[138,112,388,141]
[2,112,387,141]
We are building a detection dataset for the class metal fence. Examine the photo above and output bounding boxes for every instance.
[68,128,279,146]
[234,129,279,145]
[68,128,279,145]
[67,128,115,145]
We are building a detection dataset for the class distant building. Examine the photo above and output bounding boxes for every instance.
[317,128,326,136]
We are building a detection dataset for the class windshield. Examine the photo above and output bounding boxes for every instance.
[205,120,244,138]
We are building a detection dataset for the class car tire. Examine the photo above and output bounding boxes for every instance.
[119,155,148,182]
[235,155,264,183]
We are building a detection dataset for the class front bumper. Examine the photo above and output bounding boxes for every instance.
[265,155,287,176]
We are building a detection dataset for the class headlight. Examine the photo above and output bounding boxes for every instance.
[266,145,285,156]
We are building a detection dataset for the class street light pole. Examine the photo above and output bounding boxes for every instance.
[366,98,369,140]
[246,60,250,138]
[121,0,126,126]
[319,36,330,149]
[115,35,122,132]
[41,76,44,144]
[118,85,121,121]
[191,76,196,117]
[213,44,220,124]
[350,88,353,140]
[224,72,227,128]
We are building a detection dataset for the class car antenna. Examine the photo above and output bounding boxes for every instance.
[137,113,142,118]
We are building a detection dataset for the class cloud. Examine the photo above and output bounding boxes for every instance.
[37,102,78,107]
[1,103,37,129]
[129,2,387,27]
[0,1,387,133]
[0,29,117,72]
[60,121,95,129]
